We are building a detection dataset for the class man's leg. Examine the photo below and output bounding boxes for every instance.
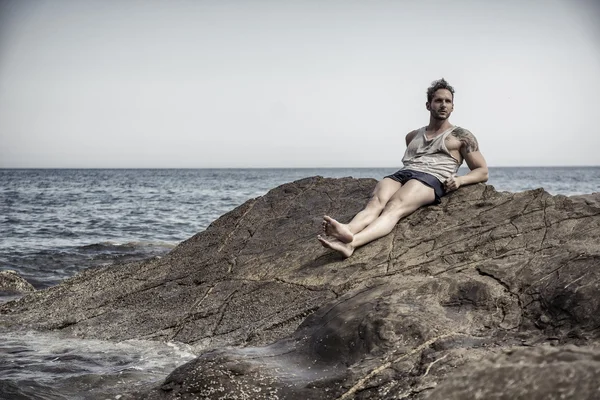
[318,180,435,257]
[322,178,402,243]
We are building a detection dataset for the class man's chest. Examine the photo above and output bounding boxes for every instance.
[444,135,462,152]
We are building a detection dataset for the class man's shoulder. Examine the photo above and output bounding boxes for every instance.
[450,126,475,136]
[406,127,425,138]
[449,126,479,153]
[405,128,422,145]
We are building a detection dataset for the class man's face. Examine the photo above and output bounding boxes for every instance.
[426,89,454,120]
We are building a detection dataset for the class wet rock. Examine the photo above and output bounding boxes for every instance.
[0,270,35,295]
[1,177,599,399]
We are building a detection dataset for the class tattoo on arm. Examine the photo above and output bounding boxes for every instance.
[451,127,479,154]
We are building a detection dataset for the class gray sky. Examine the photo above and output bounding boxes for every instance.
[1,0,599,168]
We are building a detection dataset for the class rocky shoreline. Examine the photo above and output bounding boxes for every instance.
[0,270,36,296]
[2,176,599,399]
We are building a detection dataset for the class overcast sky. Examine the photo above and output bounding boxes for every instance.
[1,0,599,168]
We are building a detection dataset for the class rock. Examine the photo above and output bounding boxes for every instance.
[0,270,35,295]
[425,345,600,400]
[1,177,599,399]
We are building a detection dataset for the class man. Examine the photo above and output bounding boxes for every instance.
[318,78,488,258]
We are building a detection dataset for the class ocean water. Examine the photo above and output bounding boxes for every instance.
[0,331,196,400]
[1,167,599,399]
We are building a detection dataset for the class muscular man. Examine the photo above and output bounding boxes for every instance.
[318,78,488,257]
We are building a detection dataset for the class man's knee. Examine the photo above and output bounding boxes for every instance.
[383,197,409,217]
[367,194,386,212]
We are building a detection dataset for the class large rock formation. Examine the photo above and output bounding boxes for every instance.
[1,177,599,399]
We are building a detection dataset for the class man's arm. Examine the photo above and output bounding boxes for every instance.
[445,129,489,192]
[459,150,489,185]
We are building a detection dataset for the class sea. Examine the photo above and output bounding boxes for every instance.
[1,167,599,400]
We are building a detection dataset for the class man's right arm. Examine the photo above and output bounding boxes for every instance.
[405,130,418,147]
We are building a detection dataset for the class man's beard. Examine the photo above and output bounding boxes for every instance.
[432,111,449,121]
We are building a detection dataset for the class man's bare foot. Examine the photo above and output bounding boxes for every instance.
[317,235,354,258]
[322,216,354,243]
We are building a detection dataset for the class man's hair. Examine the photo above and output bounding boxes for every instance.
[427,78,455,103]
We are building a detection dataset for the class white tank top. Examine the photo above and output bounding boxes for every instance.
[401,126,461,183]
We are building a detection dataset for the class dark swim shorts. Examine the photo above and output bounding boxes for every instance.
[384,169,445,204]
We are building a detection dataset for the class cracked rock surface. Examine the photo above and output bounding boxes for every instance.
[1,177,599,399]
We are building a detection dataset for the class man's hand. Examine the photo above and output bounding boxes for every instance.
[444,175,462,192]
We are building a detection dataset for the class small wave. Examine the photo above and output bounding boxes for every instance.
[0,379,70,400]
[2,241,178,290]
[80,241,177,252]
[0,331,197,399]
[3,216,20,224]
